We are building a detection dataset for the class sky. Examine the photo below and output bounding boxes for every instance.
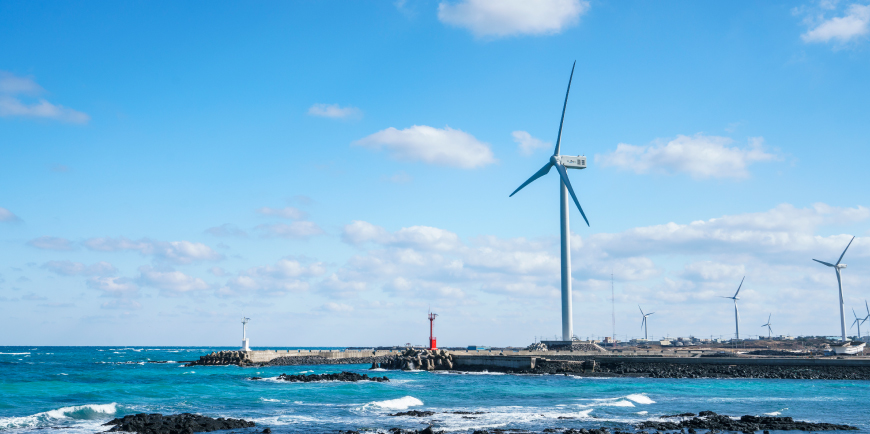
[1,0,870,347]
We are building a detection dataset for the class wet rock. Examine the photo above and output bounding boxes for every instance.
[389,410,436,417]
[266,371,388,382]
[636,412,858,431]
[103,413,255,434]
[261,429,270,434]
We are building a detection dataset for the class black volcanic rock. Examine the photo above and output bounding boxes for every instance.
[636,411,858,431]
[389,410,436,417]
[103,413,255,434]
[270,371,388,382]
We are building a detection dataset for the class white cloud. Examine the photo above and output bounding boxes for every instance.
[307,103,362,119]
[354,125,496,169]
[318,274,368,298]
[83,237,224,264]
[43,261,117,277]
[320,302,355,312]
[0,71,90,124]
[137,266,210,294]
[221,258,326,296]
[802,3,870,43]
[87,276,139,298]
[512,131,551,155]
[257,206,308,220]
[255,222,325,239]
[597,134,777,179]
[27,236,74,251]
[0,207,21,222]
[438,0,589,37]
[342,221,462,251]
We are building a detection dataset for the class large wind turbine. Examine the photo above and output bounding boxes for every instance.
[813,236,856,342]
[761,314,772,339]
[721,277,745,340]
[509,61,589,342]
[639,305,654,340]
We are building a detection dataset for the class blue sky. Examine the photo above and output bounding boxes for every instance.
[2,0,869,346]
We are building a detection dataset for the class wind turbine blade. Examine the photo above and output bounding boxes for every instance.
[734,276,745,298]
[836,236,856,265]
[553,61,576,157]
[638,305,644,315]
[554,162,589,226]
[648,312,655,315]
[813,259,835,267]
[854,308,859,320]
[509,162,553,197]
[866,300,869,317]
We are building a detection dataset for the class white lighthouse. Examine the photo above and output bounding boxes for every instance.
[241,317,251,351]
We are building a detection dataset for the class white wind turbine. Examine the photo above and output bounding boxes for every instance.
[851,308,866,341]
[509,61,589,342]
[639,305,654,340]
[813,236,856,342]
[721,277,745,340]
[761,314,772,339]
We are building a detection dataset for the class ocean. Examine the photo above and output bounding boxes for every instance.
[1,347,868,433]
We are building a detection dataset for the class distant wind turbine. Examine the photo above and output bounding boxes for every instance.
[761,314,772,339]
[813,236,856,342]
[721,277,745,340]
[509,61,589,342]
[851,308,866,341]
[639,305,654,340]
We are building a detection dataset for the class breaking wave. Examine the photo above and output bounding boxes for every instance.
[0,403,120,430]
[368,396,423,410]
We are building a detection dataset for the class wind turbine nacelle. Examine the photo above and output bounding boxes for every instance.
[838,264,847,269]
[558,155,586,169]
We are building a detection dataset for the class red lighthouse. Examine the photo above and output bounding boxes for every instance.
[428,312,438,350]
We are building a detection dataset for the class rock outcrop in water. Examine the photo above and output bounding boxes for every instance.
[636,410,858,431]
[185,351,252,367]
[259,371,388,382]
[103,413,255,434]
[377,348,455,371]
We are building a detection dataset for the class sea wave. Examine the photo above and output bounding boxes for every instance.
[368,396,423,410]
[0,403,120,430]
[0,353,30,355]
[625,394,655,404]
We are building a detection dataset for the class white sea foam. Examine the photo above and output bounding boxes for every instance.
[608,400,635,407]
[0,352,30,355]
[0,403,119,430]
[58,373,68,376]
[368,396,423,410]
[637,411,648,415]
[260,398,281,403]
[765,411,781,416]
[626,394,655,404]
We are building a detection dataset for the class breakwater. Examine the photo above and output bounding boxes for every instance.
[184,348,870,379]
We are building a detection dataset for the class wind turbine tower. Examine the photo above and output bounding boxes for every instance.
[241,317,251,351]
[813,236,855,342]
[509,62,590,342]
[851,308,866,341]
[761,314,772,339]
[721,277,745,340]
[639,305,654,340]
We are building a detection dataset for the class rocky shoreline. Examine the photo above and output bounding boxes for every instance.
[342,410,857,434]
[530,358,870,380]
[251,371,389,382]
[102,413,256,434]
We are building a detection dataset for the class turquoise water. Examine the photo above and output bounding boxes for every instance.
[2,347,869,433]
